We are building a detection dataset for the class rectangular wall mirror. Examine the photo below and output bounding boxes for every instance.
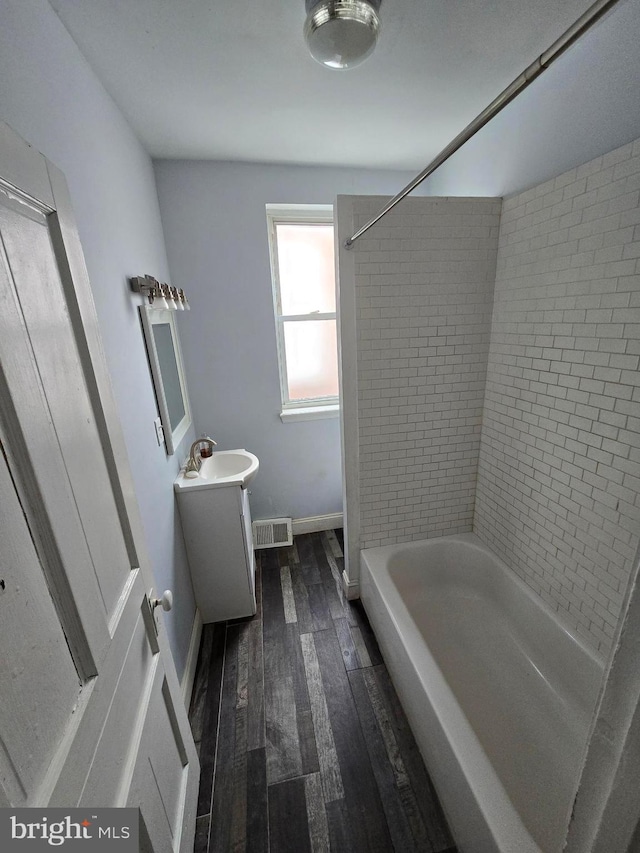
[140,305,192,455]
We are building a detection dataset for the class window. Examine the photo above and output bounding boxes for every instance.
[266,204,339,421]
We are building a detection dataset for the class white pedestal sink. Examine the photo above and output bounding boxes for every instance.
[174,449,259,622]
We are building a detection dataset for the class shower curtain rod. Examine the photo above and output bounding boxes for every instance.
[344,0,622,248]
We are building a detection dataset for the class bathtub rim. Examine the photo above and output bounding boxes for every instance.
[362,531,605,670]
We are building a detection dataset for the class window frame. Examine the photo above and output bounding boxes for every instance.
[266,204,339,420]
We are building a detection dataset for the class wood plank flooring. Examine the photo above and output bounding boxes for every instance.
[190,530,458,853]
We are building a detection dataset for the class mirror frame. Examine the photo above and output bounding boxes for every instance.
[139,305,192,455]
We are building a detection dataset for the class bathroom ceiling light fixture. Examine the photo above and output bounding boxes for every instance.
[130,275,190,311]
[304,0,381,69]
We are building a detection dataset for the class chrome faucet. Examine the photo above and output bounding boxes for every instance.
[185,435,217,475]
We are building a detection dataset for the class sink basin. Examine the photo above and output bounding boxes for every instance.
[174,449,259,492]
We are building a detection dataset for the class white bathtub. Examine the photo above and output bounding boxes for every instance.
[360,532,604,853]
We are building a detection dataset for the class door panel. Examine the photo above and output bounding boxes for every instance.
[0,122,198,851]
[43,569,150,808]
[0,200,131,619]
[76,606,154,805]
[0,202,108,676]
[0,444,81,807]
[127,674,191,852]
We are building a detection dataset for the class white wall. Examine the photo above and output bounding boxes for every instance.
[154,160,431,522]
[337,195,501,570]
[338,138,640,658]
[0,0,196,678]
[475,137,640,658]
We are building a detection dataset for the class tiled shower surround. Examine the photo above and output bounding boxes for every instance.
[475,138,640,656]
[344,137,640,657]
[350,196,502,547]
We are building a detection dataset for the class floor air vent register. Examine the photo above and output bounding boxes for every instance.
[252,518,293,549]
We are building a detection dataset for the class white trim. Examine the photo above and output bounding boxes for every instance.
[565,540,640,852]
[336,195,361,586]
[292,513,343,535]
[342,569,360,601]
[279,312,336,322]
[181,608,203,710]
[280,404,339,422]
[265,203,339,411]
[266,203,334,220]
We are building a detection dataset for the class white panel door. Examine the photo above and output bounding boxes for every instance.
[0,445,82,809]
[0,122,199,850]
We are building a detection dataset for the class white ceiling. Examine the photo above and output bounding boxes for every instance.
[48,0,630,170]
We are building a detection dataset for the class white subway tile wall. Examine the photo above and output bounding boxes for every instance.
[352,196,502,548]
[475,138,640,657]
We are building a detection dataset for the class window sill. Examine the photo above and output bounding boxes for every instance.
[279,404,340,423]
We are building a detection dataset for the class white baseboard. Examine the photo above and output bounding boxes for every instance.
[181,607,203,710]
[292,512,343,535]
[342,569,360,600]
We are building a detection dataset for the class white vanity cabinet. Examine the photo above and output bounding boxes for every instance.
[176,484,256,623]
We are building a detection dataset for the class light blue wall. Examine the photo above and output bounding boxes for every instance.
[0,0,196,679]
[153,161,429,521]
[152,1,640,527]
[424,0,640,198]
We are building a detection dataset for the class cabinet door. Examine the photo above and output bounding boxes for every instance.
[241,488,256,602]
[177,486,256,622]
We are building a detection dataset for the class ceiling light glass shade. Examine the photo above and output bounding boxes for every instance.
[304,0,380,69]
[179,289,191,310]
[154,287,170,310]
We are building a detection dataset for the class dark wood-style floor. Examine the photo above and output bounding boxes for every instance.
[189,530,457,853]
